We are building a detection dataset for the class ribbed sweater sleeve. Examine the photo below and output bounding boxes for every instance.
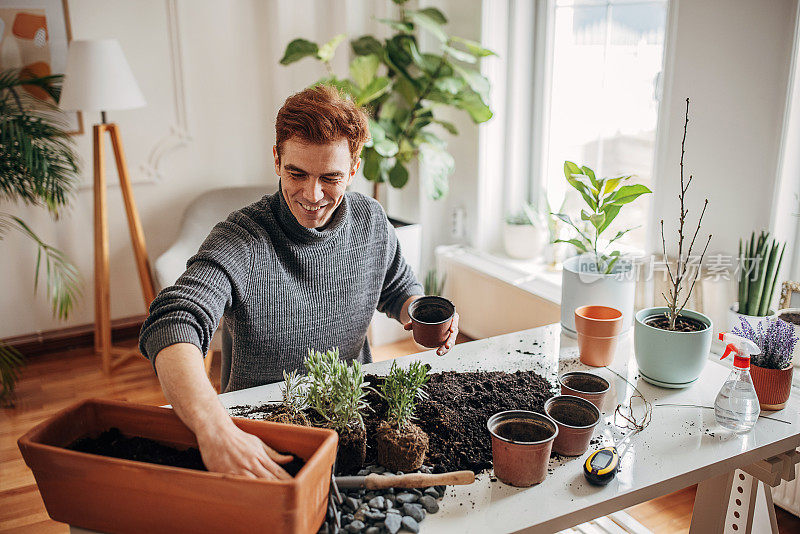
[139,216,253,367]
[377,216,424,320]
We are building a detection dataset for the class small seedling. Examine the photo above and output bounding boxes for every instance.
[304,348,370,433]
[379,360,431,430]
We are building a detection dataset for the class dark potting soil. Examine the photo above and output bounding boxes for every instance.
[231,369,556,475]
[67,427,306,477]
[548,404,596,427]
[493,419,551,442]
[779,312,800,326]
[644,314,706,332]
[413,307,449,323]
[376,420,429,472]
[561,374,607,393]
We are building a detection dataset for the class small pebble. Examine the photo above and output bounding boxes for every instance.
[345,497,359,512]
[435,485,446,497]
[386,508,401,515]
[346,520,365,533]
[368,496,385,510]
[384,513,402,534]
[385,494,397,505]
[420,465,432,474]
[401,516,420,533]
[353,505,368,522]
[365,528,380,534]
[364,509,386,521]
[409,489,423,497]
[423,487,439,499]
[396,492,418,504]
[357,469,370,476]
[402,503,425,522]
[419,495,439,514]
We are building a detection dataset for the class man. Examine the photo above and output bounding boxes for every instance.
[139,85,459,480]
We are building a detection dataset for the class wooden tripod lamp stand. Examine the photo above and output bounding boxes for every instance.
[60,39,156,374]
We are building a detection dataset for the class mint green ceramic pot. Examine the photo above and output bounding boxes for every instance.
[634,307,712,388]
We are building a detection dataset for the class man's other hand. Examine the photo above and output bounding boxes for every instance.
[196,421,293,480]
[404,311,460,356]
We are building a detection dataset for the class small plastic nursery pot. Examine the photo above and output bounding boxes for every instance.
[486,410,558,487]
[750,364,794,410]
[559,371,611,412]
[544,395,601,457]
[17,399,338,534]
[634,307,712,388]
[408,296,455,348]
[575,305,623,367]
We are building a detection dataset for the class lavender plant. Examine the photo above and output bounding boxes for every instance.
[732,316,798,369]
[304,347,370,433]
[379,360,430,430]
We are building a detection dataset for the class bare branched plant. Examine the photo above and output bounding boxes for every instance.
[659,98,712,330]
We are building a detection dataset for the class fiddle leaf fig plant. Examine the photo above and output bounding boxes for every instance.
[279,0,495,200]
[553,161,651,274]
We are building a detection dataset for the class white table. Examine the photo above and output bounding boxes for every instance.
[218,324,800,534]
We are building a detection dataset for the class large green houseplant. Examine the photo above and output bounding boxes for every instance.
[279,0,494,200]
[0,69,81,405]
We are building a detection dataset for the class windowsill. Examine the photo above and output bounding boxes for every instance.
[435,245,562,305]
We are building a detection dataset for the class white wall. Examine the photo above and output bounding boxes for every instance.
[648,0,798,327]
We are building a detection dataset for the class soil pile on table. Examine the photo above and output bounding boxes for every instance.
[231,369,556,475]
[68,427,306,476]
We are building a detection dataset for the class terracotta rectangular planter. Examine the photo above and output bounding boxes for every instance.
[17,399,337,534]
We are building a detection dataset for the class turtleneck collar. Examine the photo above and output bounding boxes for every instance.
[270,182,350,244]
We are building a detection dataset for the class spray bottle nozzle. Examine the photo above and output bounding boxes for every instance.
[717,332,759,369]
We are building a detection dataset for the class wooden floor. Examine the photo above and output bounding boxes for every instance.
[2,337,800,533]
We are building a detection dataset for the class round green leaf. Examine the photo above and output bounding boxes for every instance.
[280,39,319,65]
[388,162,409,188]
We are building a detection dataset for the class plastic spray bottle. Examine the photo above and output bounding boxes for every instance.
[714,333,760,433]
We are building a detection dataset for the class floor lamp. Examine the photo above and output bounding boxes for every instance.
[60,39,156,374]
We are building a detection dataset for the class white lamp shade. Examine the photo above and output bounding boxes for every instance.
[59,39,146,112]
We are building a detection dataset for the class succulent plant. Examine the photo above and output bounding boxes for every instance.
[738,231,786,317]
[732,316,798,370]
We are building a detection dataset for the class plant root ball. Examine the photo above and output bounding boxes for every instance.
[337,425,367,475]
[264,406,311,426]
[376,421,429,472]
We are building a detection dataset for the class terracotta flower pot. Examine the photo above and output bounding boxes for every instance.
[559,371,611,412]
[486,410,557,487]
[575,305,623,367]
[544,395,600,456]
[17,399,338,534]
[750,364,794,410]
[408,296,455,348]
[376,421,429,472]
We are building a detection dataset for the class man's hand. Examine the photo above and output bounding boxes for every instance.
[404,311,460,356]
[196,420,293,480]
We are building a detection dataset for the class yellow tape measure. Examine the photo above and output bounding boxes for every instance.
[583,446,619,486]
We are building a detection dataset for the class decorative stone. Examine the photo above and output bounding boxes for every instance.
[402,503,426,522]
[364,509,386,521]
[396,492,418,504]
[346,520,365,533]
[419,465,433,474]
[345,497,359,512]
[423,487,439,499]
[419,495,439,514]
[401,515,420,533]
[365,528,380,534]
[353,505,368,522]
[368,496,385,510]
[342,513,354,523]
[357,469,370,476]
[384,512,402,534]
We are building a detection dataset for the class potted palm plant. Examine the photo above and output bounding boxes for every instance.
[376,360,431,472]
[634,99,713,388]
[729,230,785,331]
[1,69,81,405]
[732,317,797,410]
[553,163,651,336]
[304,348,371,474]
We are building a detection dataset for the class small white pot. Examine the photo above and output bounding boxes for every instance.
[503,223,547,260]
[560,254,636,337]
[727,302,776,332]
[776,308,800,367]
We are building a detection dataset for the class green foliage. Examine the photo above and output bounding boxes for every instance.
[0,69,81,405]
[552,161,651,274]
[739,231,786,317]
[280,4,495,200]
[379,360,430,429]
[280,369,309,415]
[423,269,446,297]
[304,347,370,434]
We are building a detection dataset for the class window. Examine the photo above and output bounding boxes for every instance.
[538,0,668,253]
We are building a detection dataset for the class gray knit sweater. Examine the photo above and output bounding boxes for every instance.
[139,188,422,392]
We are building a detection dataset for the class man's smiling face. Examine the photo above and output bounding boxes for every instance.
[274,137,360,229]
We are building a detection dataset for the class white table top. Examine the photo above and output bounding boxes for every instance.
[219,324,800,534]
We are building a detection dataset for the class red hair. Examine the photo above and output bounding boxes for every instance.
[275,85,370,167]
